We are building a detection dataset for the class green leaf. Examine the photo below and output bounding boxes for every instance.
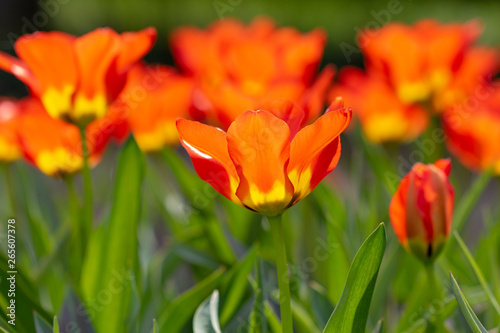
[310,283,334,329]
[80,137,145,333]
[249,258,266,333]
[57,289,96,333]
[0,253,52,333]
[220,246,258,325]
[454,231,500,317]
[33,312,52,333]
[453,169,493,232]
[291,298,321,333]
[323,223,386,333]
[152,319,159,333]
[0,316,14,333]
[450,273,488,333]
[159,267,226,333]
[193,290,222,333]
[372,318,383,333]
[52,317,59,333]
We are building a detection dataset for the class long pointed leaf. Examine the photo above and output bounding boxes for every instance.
[81,137,145,333]
[323,223,386,333]
[450,273,488,333]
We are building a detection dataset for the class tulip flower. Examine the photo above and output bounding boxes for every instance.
[330,19,499,143]
[443,89,500,174]
[331,67,428,142]
[0,27,156,127]
[360,20,482,105]
[178,98,350,331]
[171,17,334,129]
[389,159,455,262]
[17,98,114,177]
[176,98,351,216]
[111,63,193,152]
[0,98,22,162]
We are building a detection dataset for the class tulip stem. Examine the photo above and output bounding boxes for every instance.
[65,175,83,280]
[79,127,92,257]
[1,163,16,217]
[268,214,293,333]
[424,263,444,330]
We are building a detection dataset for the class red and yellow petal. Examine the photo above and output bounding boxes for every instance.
[255,100,305,138]
[226,110,294,216]
[176,118,241,204]
[15,31,77,120]
[288,99,351,203]
[0,98,22,162]
[17,98,112,176]
[73,28,122,123]
[18,99,83,176]
[389,175,410,247]
[121,64,193,151]
[116,27,157,73]
[0,52,38,93]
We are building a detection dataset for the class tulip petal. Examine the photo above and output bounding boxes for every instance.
[176,118,241,204]
[0,52,38,93]
[73,28,121,121]
[255,100,305,138]
[226,110,293,216]
[15,32,77,120]
[389,175,409,246]
[288,100,351,203]
[116,27,157,73]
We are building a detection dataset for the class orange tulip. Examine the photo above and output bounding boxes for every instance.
[0,27,156,127]
[0,98,22,162]
[17,98,115,177]
[389,159,454,262]
[110,63,193,152]
[170,17,334,129]
[443,88,500,174]
[331,67,428,142]
[361,19,484,106]
[330,19,499,143]
[176,98,351,216]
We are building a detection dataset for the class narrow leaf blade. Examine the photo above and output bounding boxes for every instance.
[323,223,386,333]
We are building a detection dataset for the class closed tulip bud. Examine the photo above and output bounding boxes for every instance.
[389,159,455,262]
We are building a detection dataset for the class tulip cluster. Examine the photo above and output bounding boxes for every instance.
[2,13,497,333]
[331,19,500,173]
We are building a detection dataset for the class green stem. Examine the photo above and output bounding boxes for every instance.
[79,127,92,256]
[268,214,293,333]
[65,175,83,279]
[454,168,493,232]
[424,263,440,298]
[1,163,16,216]
[424,263,443,332]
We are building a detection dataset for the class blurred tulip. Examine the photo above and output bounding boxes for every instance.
[331,67,428,142]
[443,88,500,174]
[389,159,454,262]
[0,27,156,127]
[170,17,334,129]
[361,20,482,104]
[17,98,116,177]
[330,19,499,143]
[176,98,351,216]
[110,63,193,152]
[0,98,22,162]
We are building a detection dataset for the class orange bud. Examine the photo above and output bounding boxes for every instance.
[389,159,454,262]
